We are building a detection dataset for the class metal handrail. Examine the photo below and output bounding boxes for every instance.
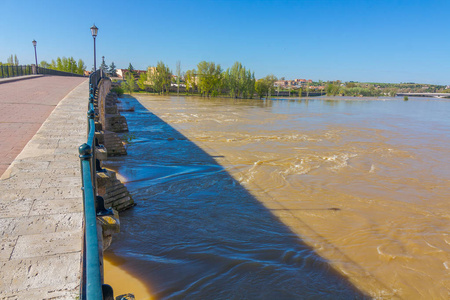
[37,66,85,77]
[0,64,86,78]
[0,65,33,78]
[79,69,112,300]
[79,144,102,300]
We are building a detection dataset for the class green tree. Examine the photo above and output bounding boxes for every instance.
[7,55,13,65]
[100,56,108,73]
[56,57,63,70]
[264,74,277,98]
[14,55,19,66]
[128,63,135,74]
[326,83,340,96]
[224,62,243,98]
[242,69,255,99]
[121,72,136,94]
[61,57,69,72]
[176,60,181,95]
[77,59,86,75]
[148,61,172,94]
[39,61,51,68]
[197,61,222,97]
[223,62,255,99]
[137,72,147,90]
[109,62,117,77]
[185,69,196,94]
[255,79,268,99]
[389,88,398,97]
[67,57,77,73]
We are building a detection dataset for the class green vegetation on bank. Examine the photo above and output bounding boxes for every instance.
[1,54,86,75]
[325,81,448,97]
[105,57,449,99]
[39,57,86,75]
[120,60,277,99]
[0,54,20,66]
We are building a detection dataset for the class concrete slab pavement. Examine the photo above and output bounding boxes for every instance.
[0,80,88,299]
[0,76,87,176]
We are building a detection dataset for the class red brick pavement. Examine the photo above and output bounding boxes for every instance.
[0,76,87,176]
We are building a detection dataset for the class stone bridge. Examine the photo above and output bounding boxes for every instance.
[0,75,132,299]
[396,92,450,98]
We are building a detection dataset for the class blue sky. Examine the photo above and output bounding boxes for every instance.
[1,0,449,84]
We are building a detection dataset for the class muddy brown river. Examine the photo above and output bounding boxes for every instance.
[104,95,449,299]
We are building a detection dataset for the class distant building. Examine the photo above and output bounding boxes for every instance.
[274,80,289,87]
[292,79,313,86]
[116,69,126,78]
[116,68,147,78]
[145,67,157,85]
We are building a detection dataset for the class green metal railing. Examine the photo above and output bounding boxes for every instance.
[79,69,114,300]
[0,65,33,78]
[37,66,85,77]
[0,64,85,78]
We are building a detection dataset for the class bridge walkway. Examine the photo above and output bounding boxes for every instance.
[0,76,86,176]
[0,78,88,299]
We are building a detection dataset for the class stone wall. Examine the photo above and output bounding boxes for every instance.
[94,78,134,212]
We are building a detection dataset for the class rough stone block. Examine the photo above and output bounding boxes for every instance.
[29,199,83,216]
[1,213,83,237]
[11,230,82,259]
[96,146,108,161]
[105,114,129,133]
[0,198,33,218]
[97,209,120,250]
[0,236,18,261]
[0,252,81,294]
[104,131,127,157]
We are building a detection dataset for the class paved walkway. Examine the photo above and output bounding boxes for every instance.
[0,79,88,299]
[0,76,86,176]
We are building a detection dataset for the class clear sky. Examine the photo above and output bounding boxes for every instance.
[1,0,449,85]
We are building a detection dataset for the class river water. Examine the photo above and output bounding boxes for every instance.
[104,95,449,299]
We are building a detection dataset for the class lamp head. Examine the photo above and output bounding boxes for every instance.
[90,24,98,37]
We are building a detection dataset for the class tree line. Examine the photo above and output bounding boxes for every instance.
[39,57,86,75]
[0,54,20,66]
[1,54,87,75]
[325,81,448,97]
[120,60,278,99]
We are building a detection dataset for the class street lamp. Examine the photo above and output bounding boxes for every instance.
[32,40,38,73]
[90,24,98,72]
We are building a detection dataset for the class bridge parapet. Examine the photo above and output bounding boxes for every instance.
[79,70,133,299]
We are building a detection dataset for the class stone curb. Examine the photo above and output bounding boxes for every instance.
[0,75,44,84]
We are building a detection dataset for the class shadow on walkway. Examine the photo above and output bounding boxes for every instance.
[104,95,370,299]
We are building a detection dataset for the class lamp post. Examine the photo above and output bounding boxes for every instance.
[90,24,98,72]
[32,39,38,74]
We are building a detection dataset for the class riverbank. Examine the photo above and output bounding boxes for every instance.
[118,91,449,104]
